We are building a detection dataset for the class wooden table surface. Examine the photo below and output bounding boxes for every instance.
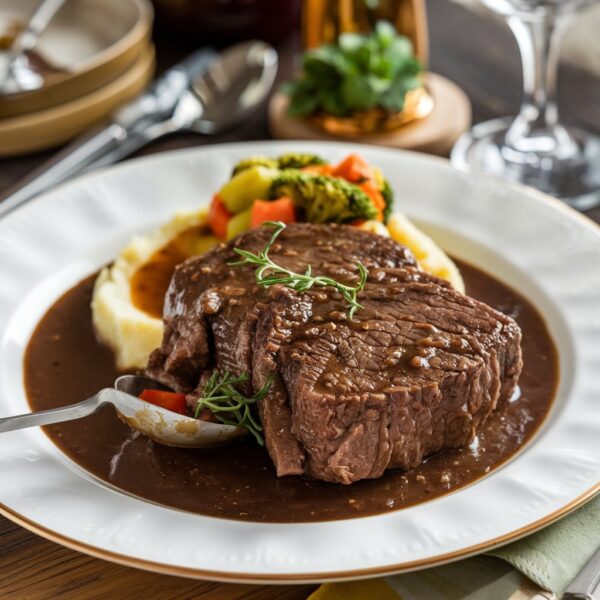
[1,1,599,598]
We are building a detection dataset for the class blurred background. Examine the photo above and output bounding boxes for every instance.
[0,0,598,206]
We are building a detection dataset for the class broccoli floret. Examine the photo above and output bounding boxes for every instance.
[232,156,278,177]
[270,171,378,224]
[381,178,394,223]
[276,153,326,170]
[232,153,326,177]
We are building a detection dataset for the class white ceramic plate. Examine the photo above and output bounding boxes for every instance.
[1,141,599,583]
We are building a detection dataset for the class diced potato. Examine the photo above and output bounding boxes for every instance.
[372,166,385,189]
[358,219,390,238]
[219,166,279,213]
[226,207,253,240]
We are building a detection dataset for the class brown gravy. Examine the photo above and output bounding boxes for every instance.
[130,226,218,318]
[24,261,558,523]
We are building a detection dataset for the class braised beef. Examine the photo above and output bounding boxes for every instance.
[148,224,522,484]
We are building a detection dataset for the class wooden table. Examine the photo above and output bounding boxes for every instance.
[1,1,599,598]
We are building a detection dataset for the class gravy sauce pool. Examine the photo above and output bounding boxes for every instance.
[25,260,558,522]
[130,226,218,318]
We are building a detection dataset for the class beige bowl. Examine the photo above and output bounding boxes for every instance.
[0,0,153,118]
[0,43,155,157]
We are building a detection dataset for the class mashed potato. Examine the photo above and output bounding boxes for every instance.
[93,209,463,371]
[92,208,209,371]
[386,214,464,293]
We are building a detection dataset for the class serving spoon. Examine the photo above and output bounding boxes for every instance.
[0,374,245,448]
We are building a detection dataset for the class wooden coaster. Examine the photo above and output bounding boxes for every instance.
[269,73,472,156]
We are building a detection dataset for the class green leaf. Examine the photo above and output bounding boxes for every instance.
[390,36,413,60]
[367,74,392,95]
[284,20,423,117]
[369,54,394,80]
[320,89,348,116]
[341,76,377,111]
[288,95,318,117]
[380,74,420,111]
[375,21,396,48]
[339,32,363,53]
[304,54,338,81]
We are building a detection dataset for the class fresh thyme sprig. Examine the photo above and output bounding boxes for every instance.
[229,221,368,319]
[194,370,271,445]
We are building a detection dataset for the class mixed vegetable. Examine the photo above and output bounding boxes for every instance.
[208,152,394,240]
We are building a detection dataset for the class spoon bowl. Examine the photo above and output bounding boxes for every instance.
[190,40,278,134]
[112,375,245,447]
[135,40,278,141]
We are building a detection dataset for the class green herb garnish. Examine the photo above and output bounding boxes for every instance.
[194,371,271,445]
[229,221,368,319]
[284,21,423,118]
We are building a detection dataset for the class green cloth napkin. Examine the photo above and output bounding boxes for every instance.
[309,493,600,600]
[490,492,600,594]
[389,493,600,599]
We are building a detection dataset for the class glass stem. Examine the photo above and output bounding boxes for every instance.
[504,8,574,155]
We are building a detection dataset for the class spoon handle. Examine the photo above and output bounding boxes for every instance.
[10,0,67,56]
[0,393,107,434]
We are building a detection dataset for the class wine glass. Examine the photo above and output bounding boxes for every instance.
[451,0,600,210]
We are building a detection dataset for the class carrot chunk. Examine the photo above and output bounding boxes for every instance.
[333,154,374,183]
[139,389,187,415]
[209,194,232,239]
[301,164,334,175]
[250,197,297,228]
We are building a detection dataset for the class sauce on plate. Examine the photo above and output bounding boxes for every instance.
[24,261,558,522]
[130,225,218,318]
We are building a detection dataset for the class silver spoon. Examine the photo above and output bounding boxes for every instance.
[0,41,277,219]
[0,374,245,448]
[0,0,67,94]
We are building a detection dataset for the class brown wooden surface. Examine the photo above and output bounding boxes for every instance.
[1,1,599,598]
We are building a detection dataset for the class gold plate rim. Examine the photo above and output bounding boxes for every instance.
[1,484,598,584]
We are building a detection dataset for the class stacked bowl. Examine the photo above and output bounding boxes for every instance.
[0,0,154,156]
